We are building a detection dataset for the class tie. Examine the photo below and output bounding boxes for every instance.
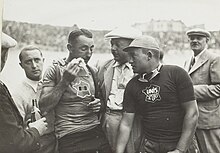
[189,57,195,70]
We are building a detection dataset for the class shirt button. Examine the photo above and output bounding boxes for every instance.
[166,118,169,121]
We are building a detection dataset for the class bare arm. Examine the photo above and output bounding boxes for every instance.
[168,100,198,153]
[116,112,135,153]
[39,62,80,114]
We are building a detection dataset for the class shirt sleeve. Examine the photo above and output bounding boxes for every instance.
[42,65,59,87]
[175,66,195,103]
[123,79,136,113]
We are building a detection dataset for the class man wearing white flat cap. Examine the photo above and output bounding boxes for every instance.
[97,26,143,153]
[184,28,220,153]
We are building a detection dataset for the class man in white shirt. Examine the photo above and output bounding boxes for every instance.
[12,45,57,153]
[97,26,143,153]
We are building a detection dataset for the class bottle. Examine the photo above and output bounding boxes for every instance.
[31,99,42,122]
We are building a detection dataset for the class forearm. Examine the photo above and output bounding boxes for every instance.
[194,84,220,101]
[116,113,134,153]
[176,110,198,152]
[39,79,69,113]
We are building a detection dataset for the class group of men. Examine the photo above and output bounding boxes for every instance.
[0,25,220,153]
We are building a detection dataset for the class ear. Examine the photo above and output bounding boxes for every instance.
[67,43,72,51]
[147,50,153,59]
[206,37,210,43]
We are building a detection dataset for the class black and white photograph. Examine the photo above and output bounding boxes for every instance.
[1,0,220,153]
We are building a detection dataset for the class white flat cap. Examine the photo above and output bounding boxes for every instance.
[1,32,17,49]
[186,28,211,38]
[105,26,142,39]
[123,35,160,52]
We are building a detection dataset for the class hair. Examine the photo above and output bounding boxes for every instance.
[19,45,43,62]
[159,50,164,61]
[68,28,93,44]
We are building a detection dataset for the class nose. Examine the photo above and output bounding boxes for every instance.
[129,57,134,64]
[87,48,93,56]
[31,61,37,69]
[111,44,117,52]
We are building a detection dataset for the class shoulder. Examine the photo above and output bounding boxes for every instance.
[87,65,98,74]
[162,64,185,72]
[44,59,66,76]
[203,50,220,61]
[96,59,114,70]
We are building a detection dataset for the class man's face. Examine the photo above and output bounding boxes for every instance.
[189,35,208,56]
[1,48,9,72]
[68,35,94,64]
[110,38,132,64]
[128,48,149,74]
[19,49,44,81]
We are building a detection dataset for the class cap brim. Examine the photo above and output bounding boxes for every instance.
[123,46,140,52]
[1,32,17,49]
[187,33,208,37]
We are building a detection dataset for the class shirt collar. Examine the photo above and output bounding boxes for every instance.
[138,63,162,82]
[113,61,132,70]
[194,47,207,62]
[24,77,41,92]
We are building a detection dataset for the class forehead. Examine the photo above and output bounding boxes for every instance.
[188,35,206,39]
[111,38,132,45]
[21,49,42,59]
[127,48,142,55]
[75,35,94,46]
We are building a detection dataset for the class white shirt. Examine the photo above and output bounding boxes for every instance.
[107,62,134,110]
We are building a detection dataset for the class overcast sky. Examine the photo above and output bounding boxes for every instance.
[2,0,220,30]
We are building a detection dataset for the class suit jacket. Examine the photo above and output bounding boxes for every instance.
[97,59,115,112]
[184,49,220,129]
[0,81,41,153]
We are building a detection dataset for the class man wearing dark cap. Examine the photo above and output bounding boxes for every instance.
[39,27,112,153]
[184,28,220,153]
[116,36,199,153]
[0,33,48,153]
[97,26,142,153]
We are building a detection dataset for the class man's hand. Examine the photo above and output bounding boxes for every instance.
[167,149,184,153]
[29,117,48,136]
[87,97,101,113]
[62,61,81,84]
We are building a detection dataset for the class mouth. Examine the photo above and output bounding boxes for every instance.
[32,70,41,74]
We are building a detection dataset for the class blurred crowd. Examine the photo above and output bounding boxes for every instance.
[2,20,220,52]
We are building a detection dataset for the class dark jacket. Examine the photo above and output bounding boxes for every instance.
[0,81,41,153]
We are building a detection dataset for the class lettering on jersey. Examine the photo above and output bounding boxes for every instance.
[142,84,161,103]
[72,80,91,98]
